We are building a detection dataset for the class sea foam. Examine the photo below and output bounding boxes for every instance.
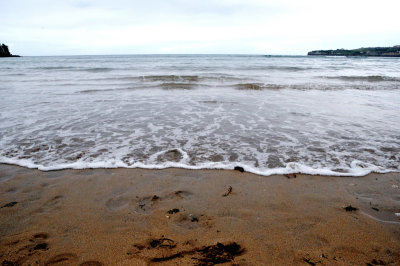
[1,55,399,176]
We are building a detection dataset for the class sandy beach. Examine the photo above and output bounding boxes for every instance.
[0,164,399,265]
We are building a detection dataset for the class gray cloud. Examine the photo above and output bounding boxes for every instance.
[1,0,399,55]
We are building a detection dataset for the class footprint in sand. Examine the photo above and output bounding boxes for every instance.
[105,194,160,212]
[36,195,64,213]
[27,232,50,252]
[45,253,78,265]
[133,195,161,212]
[32,232,49,239]
[135,191,193,212]
[105,196,130,210]
[166,190,193,200]
[105,190,193,213]
[78,261,104,266]
[1,232,51,265]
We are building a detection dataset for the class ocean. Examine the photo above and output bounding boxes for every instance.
[0,54,399,176]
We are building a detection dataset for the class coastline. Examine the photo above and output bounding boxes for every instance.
[1,164,399,265]
[0,157,394,177]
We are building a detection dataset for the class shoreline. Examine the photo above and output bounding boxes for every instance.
[1,164,400,265]
[0,159,396,177]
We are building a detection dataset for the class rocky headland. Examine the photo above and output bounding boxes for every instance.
[0,43,19,57]
[308,45,400,57]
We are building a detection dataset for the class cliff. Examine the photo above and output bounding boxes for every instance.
[308,45,400,57]
[0,43,19,57]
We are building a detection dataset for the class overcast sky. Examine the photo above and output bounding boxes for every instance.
[1,0,399,55]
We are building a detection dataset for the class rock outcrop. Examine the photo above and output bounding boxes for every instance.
[0,43,19,57]
[308,45,400,57]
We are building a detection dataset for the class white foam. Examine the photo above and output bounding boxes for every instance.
[0,155,395,177]
[1,55,400,176]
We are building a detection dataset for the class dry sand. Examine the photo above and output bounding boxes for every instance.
[0,163,399,265]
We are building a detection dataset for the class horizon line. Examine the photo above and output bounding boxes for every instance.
[8,53,307,57]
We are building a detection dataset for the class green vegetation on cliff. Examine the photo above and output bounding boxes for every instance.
[308,45,400,57]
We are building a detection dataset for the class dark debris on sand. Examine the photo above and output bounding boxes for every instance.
[195,242,245,264]
[366,258,387,265]
[150,242,245,264]
[32,243,48,251]
[2,261,16,266]
[1,202,18,208]
[189,214,199,222]
[303,257,317,265]
[137,238,245,264]
[167,208,180,214]
[344,205,358,212]
[234,166,244,172]
[222,186,233,197]
[149,238,176,249]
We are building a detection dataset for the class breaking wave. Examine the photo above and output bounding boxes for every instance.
[325,75,400,82]
[1,54,400,176]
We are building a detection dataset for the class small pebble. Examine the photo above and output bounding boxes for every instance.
[344,205,358,212]
[234,166,244,172]
[189,214,199,222]
[167,208,179,214]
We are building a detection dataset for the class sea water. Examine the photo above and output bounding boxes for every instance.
[0,55,399,175]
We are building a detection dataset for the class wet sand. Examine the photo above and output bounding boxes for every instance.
[0,163,399,265]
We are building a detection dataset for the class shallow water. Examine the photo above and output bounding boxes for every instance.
[1,55,399,175]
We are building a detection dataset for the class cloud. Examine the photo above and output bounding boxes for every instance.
[1,0,399,55]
